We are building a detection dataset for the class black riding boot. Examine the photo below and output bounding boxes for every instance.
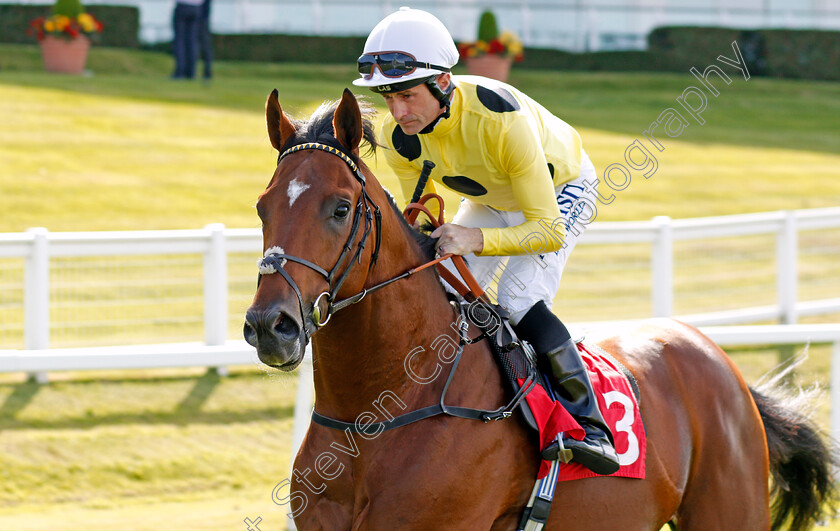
[514,301,620,475]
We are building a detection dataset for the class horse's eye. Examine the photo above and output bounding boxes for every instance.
[334,203,351,219]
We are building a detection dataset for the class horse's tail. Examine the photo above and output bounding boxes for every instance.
[750,365,838,531]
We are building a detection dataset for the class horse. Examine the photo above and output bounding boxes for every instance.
[244,88,836,530]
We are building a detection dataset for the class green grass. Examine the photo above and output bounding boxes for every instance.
[1,44,839,529]
[0,366,297,529]
[2,44,839,233]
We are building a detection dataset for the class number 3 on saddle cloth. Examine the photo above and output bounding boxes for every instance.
[508,338,647,481]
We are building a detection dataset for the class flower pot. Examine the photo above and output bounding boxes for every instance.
[465,54,513,82]
[39,35,90,74]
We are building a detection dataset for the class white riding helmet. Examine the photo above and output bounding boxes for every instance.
[353,7,459,92]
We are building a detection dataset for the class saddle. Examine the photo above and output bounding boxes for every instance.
[457,299,543,431]
[458,297,646,480]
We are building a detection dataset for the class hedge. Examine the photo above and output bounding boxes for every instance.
[148,35,678,72]
[760,29,840,80]
[518,49,683,72]
[144,34,368,63]
[210,33,367,63]
[202,30,839,81]
[649,26,840,81]
[3,6,837,82]
[0,4,139,48]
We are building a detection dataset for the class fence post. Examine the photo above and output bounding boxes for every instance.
[25,228,50,350]
[204,224,228,374]
[287,347,314,531]
[25,228,50,383]
[651,216,673,317]
[831,340,840,444]
[776,210,798,324]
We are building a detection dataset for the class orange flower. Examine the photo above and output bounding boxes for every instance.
[29,12,104,41]
[54,15,70,32]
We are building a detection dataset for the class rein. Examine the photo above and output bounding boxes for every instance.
[258,141,533,434]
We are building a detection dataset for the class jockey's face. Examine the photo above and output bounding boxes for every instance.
[382,74,449,135]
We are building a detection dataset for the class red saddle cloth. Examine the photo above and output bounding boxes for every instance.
[519,342,647,481]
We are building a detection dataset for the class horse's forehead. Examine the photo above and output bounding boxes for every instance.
[262,152,355,211]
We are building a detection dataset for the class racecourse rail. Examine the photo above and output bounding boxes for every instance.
[1,207,837,352]
[0,207,839,424]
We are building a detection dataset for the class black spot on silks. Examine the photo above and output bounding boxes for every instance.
[392,127,421,161]
[476,85,520,113]
[442,176,488,196]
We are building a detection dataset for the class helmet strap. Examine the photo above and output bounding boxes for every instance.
[418,77,456,135]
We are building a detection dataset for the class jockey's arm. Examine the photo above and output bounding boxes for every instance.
[476,117,566,257]
[384,114,568,258]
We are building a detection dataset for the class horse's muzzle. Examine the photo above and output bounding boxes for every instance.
[243,305,304,369]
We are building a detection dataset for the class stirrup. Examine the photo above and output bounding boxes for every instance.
[542,435,621,475]
[541,435,573,463]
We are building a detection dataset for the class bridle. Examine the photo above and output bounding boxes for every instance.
[256,140,535,433]
[257,142,382,345]
[257,140,483,338]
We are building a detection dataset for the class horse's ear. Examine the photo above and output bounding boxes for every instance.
[333,88,364,154]
[266,89,296,152]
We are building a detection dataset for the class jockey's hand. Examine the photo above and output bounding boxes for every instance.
[431,223,484,256]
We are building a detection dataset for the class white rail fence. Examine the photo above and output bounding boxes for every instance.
[0,207,838,356]
[582,208,840,325]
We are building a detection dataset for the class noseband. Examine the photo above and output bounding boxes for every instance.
[257,142,382,340]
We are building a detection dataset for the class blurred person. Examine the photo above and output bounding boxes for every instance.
[199,0,213,81]
[171,0,203,79]
[353,7,619,475]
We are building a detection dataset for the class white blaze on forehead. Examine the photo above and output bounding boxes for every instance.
[257,246,286,274]
[287,177,311,207]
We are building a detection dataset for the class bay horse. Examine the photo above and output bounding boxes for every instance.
[244,88,836,530]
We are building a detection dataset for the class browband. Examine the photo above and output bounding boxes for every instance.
[279,142,366,184]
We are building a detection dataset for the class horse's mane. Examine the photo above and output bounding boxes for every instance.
[282,97,379,164]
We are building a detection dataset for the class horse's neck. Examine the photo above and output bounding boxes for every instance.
[311,266,461,419]
[309,177,504,421]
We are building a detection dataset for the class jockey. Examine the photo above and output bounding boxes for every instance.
[353,7,620,476]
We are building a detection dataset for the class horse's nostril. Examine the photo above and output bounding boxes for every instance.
[274,314,300,340]
[243,321,258,347]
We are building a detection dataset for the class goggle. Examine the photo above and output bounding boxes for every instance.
[357,51,450,80]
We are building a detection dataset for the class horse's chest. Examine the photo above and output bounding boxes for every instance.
[294,423,529,529]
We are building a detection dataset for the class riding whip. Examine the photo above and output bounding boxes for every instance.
[410,159,436,205]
